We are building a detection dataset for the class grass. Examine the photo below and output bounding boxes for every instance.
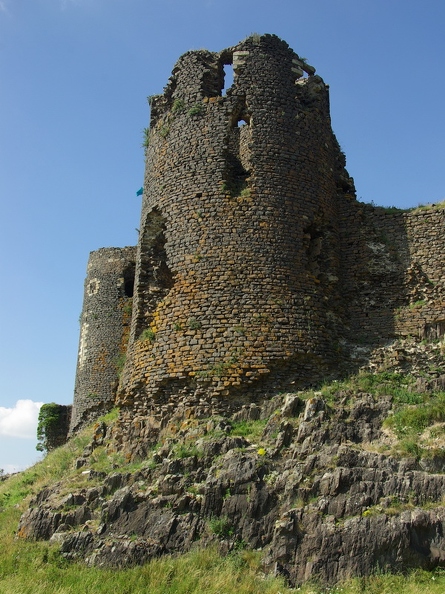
[410,199,445,213]
[230,419,267,441]
[142,127,150,150]
[0,530,294,594]
[170,442,202,460]
[171,98,185,113]
[187,317,201,330]
[366,198,445,214]
[88,446,127,472]
[409,300,426,308]
[207,515,234,538]
[139,328,156,342]
[0,432,90,507]
[2,515,445,594]
[188,103,204,116]
[0,463,291,594]
[321,570,445,594]
[384,392,445,438]
[318,371,420,405]
[114,353,127,374]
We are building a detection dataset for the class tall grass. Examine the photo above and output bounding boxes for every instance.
[0,525,295,594]
[319,371,420,405]
[231,419,267,440]
[384,392,445,438]
[1,521,445,594]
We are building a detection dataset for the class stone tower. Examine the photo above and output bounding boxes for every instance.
[69,34,445,449]
[70,247,136,434]
[116,34,356,437]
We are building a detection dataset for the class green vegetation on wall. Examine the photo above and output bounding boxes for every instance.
[36,403,66,453]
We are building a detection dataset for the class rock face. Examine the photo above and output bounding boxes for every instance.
[18,341,445,586]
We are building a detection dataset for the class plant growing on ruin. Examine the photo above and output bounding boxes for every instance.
[122,300,133,316]
[114,353,126,375]
[409,300,426,308]
[187,317,201,330]
[140,328,156,342]
[159,124,170,138]
[188,103,204,117]
[36,403,64,453]
[142,127,150,150]
[172,98,185,113]
[247,32,261,44]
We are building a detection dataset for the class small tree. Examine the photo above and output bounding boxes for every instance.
[36,403,66,453]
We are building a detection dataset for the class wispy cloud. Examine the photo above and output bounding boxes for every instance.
[0,1,9,13]
[1,463,24,475]
[0,400,43,439]
[59,0,92,8]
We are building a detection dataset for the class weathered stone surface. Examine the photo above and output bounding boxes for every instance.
[17,362,445,585]
[70,247,136,434]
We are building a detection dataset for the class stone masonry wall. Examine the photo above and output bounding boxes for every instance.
[115,34,357,446]
[70,247,136,434]
[338,203,445,345]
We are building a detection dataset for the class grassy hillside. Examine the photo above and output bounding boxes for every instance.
[2,371,445,593]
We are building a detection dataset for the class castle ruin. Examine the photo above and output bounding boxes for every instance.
[69,34,445,448]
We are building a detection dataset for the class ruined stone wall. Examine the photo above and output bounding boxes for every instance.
[69,35,444,449]
[70,247,136,434]
[116,34,356,442]
[338,202,445,345]
[391,207,445,338]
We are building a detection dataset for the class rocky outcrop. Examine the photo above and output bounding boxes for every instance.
[17,347,445,585]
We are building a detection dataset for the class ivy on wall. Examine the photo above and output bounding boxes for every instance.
[36,403,70,453]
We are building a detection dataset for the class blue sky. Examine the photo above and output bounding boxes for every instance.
[0,0,444,472]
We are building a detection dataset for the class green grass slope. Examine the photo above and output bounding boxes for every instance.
[2,371,445,593]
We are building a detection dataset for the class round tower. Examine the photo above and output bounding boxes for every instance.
[70,246,136,434]
[117,35,355,432]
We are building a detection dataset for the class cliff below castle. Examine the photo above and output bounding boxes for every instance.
[18,337,445,586]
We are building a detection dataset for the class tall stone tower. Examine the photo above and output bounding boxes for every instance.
[70,247,136,434]
[69,34,445,449]
[116,34,355,438]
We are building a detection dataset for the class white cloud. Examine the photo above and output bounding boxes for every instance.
[2,463,24,475]
[0,400,43,439]
[0,1,9,13]
[60,0,90,8]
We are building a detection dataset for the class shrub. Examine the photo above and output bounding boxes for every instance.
[36,403,68,453]
[208,515,233,538]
